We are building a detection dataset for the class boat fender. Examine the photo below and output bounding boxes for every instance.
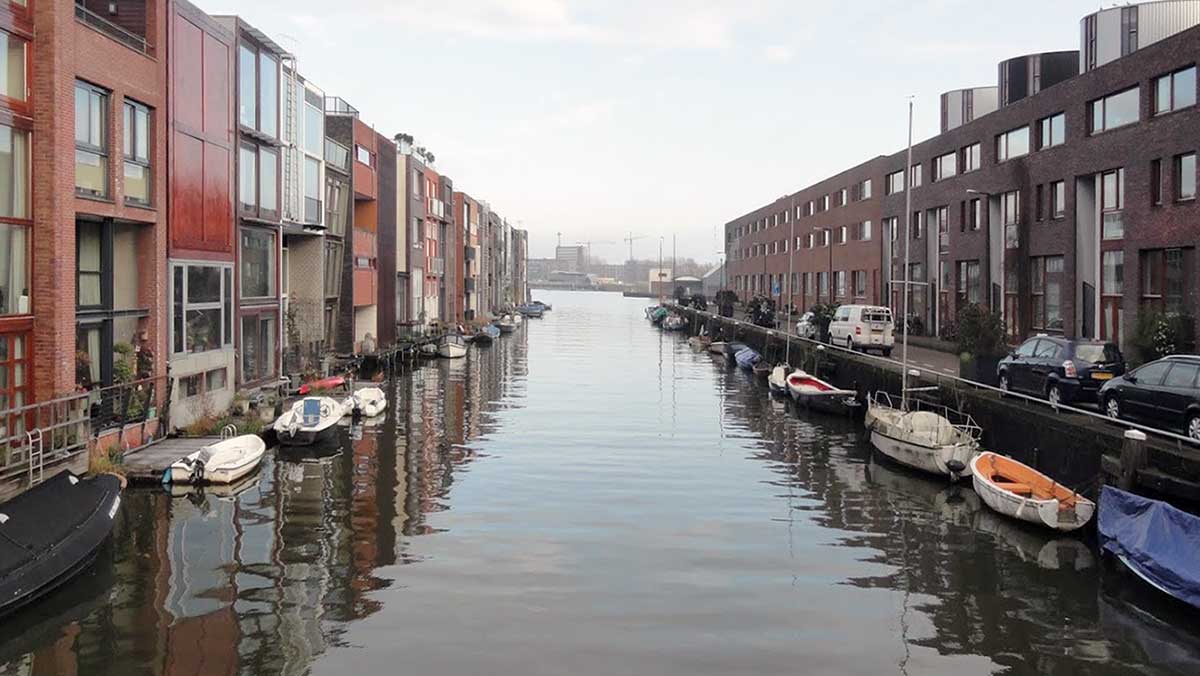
[945,459,967,475]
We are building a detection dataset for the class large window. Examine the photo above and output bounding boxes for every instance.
[1038,113,1065,149]
[355,144,372,166]
[1141,248,1189,314]
[171,263,233,355]
[325,176,349,237]
[1102,168,1125,239]
[304,156,321,224]
[325,139,349,173]
[1001,190,1020,249]
[1050,180,1065,218]
[1101,251,1124,342]
[324,240,343,298]
[1031,256,1064,331]
[238,43,279,137]
[77,221,103,308]
[957,260,981,306]
[961,143,980,173]
[75,81,108,198]
[1154,66,1196,115]
[241,313,276,383]
[996,126,1030,162]
[238,143,278,220]
[0,30,28,104]
[122,100,151,206]
[0,223,28,316]
[1090,87,1140,134]
[0,124,29,220]
[853,270,867,298]
[886,171,904,195]
[303,90,323,156]
[240,228,276,299]
[1176,153,1196,201]
[76,220,149,388]
[933,152,956,181]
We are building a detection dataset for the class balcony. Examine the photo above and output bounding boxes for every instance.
[324,139,350,173]
[324,96,359,118]
[75,1,150,55]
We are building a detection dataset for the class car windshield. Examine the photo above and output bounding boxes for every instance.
[1074,343,1120,364]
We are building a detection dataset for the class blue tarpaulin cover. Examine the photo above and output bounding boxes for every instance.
[735,348,761,370]
[1098,485,1200,610]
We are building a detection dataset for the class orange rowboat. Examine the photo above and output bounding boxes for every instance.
[970,452,1095,532]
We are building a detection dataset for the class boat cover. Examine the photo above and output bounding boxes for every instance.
[1098,486,1200,609]
[734,348,761,369]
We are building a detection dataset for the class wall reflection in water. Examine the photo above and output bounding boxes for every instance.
[0,330,525,676]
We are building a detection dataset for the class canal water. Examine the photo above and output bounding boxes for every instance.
[3,290,1199,675]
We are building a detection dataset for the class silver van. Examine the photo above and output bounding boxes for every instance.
[828,305,894,356]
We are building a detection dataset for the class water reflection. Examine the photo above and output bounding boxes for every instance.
[2,292,1199,676]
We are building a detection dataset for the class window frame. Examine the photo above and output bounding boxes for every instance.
[995,125,1030,162]
[961,143,981,173]
[1175,152,1196,201]
[238,226,277,300]
[1001,190,1020,249]
[1038,113,1065,149]
[932,151,957,182]
[122,99,152,207]
[74,80,110,199]
[1101,167,1125,240]
[1153,66,1197,116]
[1050,180,1065,219]
[1090,86,1141,134]
[237,39,280,138]
[0,29,30,114]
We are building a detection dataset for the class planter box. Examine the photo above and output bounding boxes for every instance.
[960,355,1002,387]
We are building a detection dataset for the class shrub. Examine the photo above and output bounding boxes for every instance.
[1130,311,1195,366]
[955,303,1008,358]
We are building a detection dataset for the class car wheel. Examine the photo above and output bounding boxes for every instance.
[1188,414,1200,442]
[846,337,854,352]
[1047,383,1063,407]
[1105,396,1122,420]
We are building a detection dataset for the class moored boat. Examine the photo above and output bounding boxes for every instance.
[344,386,387,418]
[734,347,761,371]
[723,341,749,367]
[298,374,346,395]
[709,341,727,355]
[969,452,1095,532]
[688,335,712,351]
[865,392,980,480]
[787,370,859,416]
[767,365,790,396]
[1099,485,1200,610]
[474,324,500,345]
[663,314,687,331]
[517,303,544,318]
[274,396,346,446]
[0,471,123,618]
[438,334,468,359]
[496,315,517,333]
[752,359,773,379]
[166,434,267,485]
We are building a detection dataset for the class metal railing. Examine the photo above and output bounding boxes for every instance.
[0,392,91,483]
[86,375,169,435]
[75,2,150,54]
[324,96,359,117]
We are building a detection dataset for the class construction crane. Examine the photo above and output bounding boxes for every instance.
[623,233,648,263]
[576,240,616,266]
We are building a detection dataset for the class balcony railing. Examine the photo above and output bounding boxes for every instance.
[325,139,350,173]
[324,96,359,118]
[75,1,150,54]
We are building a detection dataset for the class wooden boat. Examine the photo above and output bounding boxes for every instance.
[709,341,727,355]
[344,386,387,418]
[438,334,468,359]
[298,374,346,395]
[767,365,790,396]
[166,434,267,485]
[865,392,980,480]
[474,324,500,345]
[496,315,517,333]
[0,472,123,617]
[274,396,346,446]
[970,452,1095,532]
[1099,485,1200,610]
[787,370,859,416]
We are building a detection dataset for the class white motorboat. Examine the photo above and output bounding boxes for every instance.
[767,365,790,396]
[438,334,468,359]
[496,315,517,333]
[865,392,981,479]
[343,386,387,418]
[166,434,266,485]
[274,396,346,446]
[970,452,1095,533]
[418,342,438,357]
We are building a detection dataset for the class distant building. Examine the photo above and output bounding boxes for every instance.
[547,271,593,288]
[702,264,726,297]
[555,245,587,273]
[527,258,555,282]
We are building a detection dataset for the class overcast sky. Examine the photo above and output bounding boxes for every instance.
[211,0,1094,263]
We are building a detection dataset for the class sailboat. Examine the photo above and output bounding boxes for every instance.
[865,99,980,481]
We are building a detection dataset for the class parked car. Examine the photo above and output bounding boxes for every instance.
[795,312,817,339]
[997,335,1124,405]
[1099,355,1200,441]
[828,305,894,356]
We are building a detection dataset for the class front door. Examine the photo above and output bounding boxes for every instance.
[1081,282,1095,339]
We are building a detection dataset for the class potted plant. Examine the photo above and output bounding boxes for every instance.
[955,303,1007,386]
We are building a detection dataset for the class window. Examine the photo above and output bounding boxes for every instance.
[241,313,277,383]
[886,170,904,195]
[1036,184,1044,221]
[1102,168,1125,239]
[240,228,276,298]
[303,94,323,156]
[909,164,922,188]
[0,124,29,220]
[1134,362,1172,388]
[802,272,811,295]
[961,143,980,172]
[820,194,829,211]
[1038,113,1065,149]
[238,145,256,212]
[325,139,349,173]
[1047,181,1064,219]
[853,270,867,298]
[1101,251,1124,342]
[835,270,847,298]
[1176,153,1196,201]
[75,81,108,197]
[0,30,27,104]
[356,144,372,166]
[238,44,279,137]
[76,221,102,308]
[304,156,321,223]
[237,45,256,129]
[820,229,830,247]
[0,222,28,316]
[912,211,923,240]
[1141,248,1189,313]
[1152,159,1163,205]
[123,100,151,206]
[170,263,233,355]
[1154,66,1196,115]
[1031,256,1064,330]
[1164,363,1200,389]
[933,152,956,181]
[837,188,847,206]
[239,144,278,219]
[324,240,342,298]
[837,225,847,245]
[817,271,829,298]
[996,126,1030,162]
[932,206,948,251]
[957,260,981,305]
[325,177,348,236]
[260,147,278,215]
[1090,87,1140,134]
[858,220,872,241]
[1001,190,1020,249]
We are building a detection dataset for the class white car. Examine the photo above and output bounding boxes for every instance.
[795,312,817,339]
[828,305,894,356]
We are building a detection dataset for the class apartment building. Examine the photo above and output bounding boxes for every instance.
[324,97,355,353]
[454,191,482,321]
[727,0,1200,350]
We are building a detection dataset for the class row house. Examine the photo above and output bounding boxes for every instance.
[454,191,482,322]
[726,0,1200,351]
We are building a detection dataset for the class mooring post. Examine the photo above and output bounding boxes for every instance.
[1117,429,1147,492]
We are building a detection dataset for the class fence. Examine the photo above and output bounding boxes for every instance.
[0,391,91,484]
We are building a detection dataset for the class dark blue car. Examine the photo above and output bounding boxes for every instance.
[1099,355,1200,441]
[997,335,1124,405]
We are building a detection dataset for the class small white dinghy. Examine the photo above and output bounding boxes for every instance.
[166,434,266,485]
[970,452,1095,532]
[344,386,387,418]
[865,392,980,480]
[709,341,727,355]
[767,365,790,397]
[274,396,346,446]
[787,370,859,416]
[438,334,468,359]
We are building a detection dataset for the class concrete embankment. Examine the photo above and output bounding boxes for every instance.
[677,307,1200,507]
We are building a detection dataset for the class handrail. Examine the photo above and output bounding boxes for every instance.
[688,306,1200,450]
[74,2,150,54]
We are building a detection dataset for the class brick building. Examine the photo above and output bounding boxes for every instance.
[728,1,1200,351]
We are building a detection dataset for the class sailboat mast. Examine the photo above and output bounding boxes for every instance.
[901,99,914,408]
[786,215,794,366]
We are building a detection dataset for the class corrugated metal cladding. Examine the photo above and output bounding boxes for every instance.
[1082,0,1200,71]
